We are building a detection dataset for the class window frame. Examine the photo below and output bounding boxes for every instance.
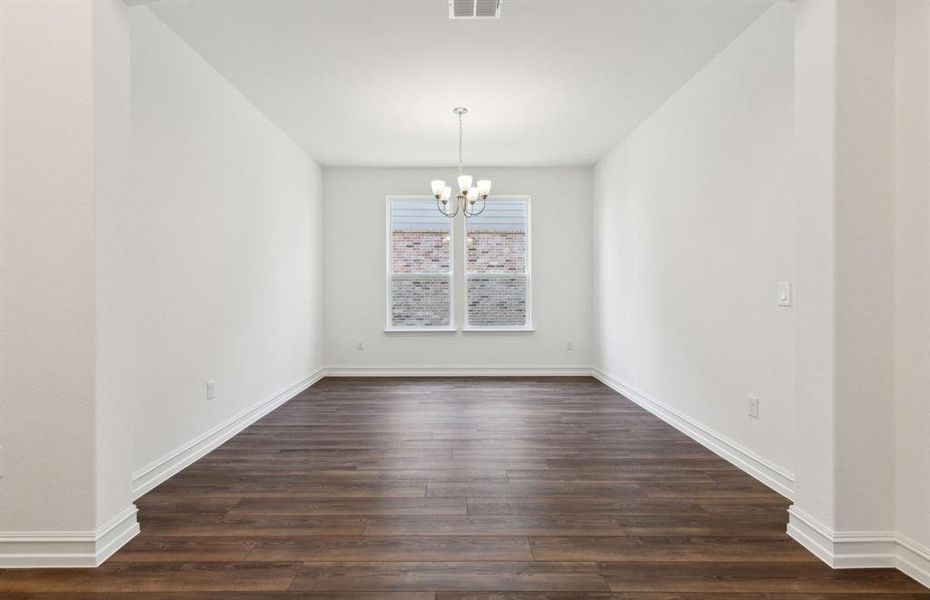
[384,196,456,332]
[462,195,534,332]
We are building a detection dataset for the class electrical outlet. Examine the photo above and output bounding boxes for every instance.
[356,340,364,351]
[206,380,216,401]
[565,341,574,351]
[748,395,760,419]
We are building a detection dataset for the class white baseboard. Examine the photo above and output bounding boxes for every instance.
[130,369,324,499]
[0,504,139,568]
[788,507,930,588]
[897,535,930,589]
[787,507,897,568]
[591,368,795,500]
[322,365,592,377]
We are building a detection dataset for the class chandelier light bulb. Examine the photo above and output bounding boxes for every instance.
[476,180,491,198]
[466,187,479,202]
[441,186,452,202]
[457,175,473,193]
[431,180,446,197]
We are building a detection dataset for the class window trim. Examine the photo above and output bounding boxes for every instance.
[463,195,533,331]
[384,195,534,333]
[461,326,536,333]
[385,196,455,331]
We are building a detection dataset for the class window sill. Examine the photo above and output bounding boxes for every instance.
[382,327,535,333]
[383,327,457,334]
[461,327,535,333]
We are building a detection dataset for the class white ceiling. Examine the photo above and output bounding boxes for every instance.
[146,0,774,167]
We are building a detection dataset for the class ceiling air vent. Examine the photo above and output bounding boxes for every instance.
[449,0,502,19]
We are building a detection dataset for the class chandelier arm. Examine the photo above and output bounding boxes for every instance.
[464,197,487,218]
[436,197,458,218]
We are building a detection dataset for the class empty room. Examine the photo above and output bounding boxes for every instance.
[1,0,929,596]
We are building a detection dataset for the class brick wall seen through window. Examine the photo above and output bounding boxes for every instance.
[466,199,530,328]
[388,200,453,328]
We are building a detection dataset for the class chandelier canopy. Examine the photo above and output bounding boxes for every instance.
[431,107,491,218]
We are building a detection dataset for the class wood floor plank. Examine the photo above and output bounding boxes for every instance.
[638,481,776,498]
[137,515,367,537]
[3,377,925,597]
[0,594,436,600]
[435,594,930,600]
[183,469,510,483]
[134,497,241,515]
[504,468,723,482]
[466,497,712,516]
[363,515,624,536]
[598,561,930,593]
[612,511,787,532]
[230,497,467,516]
[149,481,428,498]
[107,538,256,562]
[10,594,930,600]
[0,562,301,593]
[247,536,534,561]
[426,482,643,498]
[529,536,816,562]
[288,562,610,592]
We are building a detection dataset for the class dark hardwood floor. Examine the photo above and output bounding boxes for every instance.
[2,377,927,598]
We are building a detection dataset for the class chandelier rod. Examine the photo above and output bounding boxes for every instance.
[458,110,464,176]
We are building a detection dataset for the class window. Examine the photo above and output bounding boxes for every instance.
[387,198,453,329]
[465,197,531,329]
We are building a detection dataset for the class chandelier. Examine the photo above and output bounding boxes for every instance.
[431,107,491,218]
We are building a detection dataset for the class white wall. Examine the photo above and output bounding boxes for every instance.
[322,168,591,372]
[894,0,930,558]
[789,0,900,549]
[0,0,139,564]
[592,2,796,487]
[94,0,135,530]
[788,2,929,584]
[832,0,896,536]
[117,7,324,479]
[0,0,99,534]
[791,0,838,531]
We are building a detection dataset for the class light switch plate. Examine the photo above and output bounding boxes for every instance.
[749,395,760,419]
[778,281,792,307]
